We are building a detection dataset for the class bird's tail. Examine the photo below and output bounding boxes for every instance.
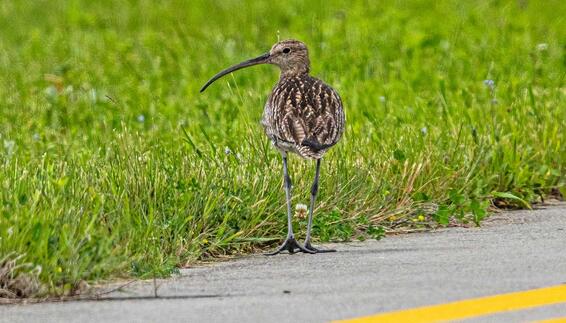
[301,137,334,152]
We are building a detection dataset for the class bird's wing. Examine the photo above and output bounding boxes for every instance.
[303,80,344,147]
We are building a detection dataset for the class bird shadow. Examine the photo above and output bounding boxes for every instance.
[13,293,229,306]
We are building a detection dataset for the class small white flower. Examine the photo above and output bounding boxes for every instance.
[420,127,428,135]
[224,147,231,155]
[483,79,495,88]
[32,133,40,141]
[536,43,548,51]
[137,114,145,123]
[296,204,308,212]
[295,204,308,219]
[44,85,58,98]
[7,227,13,236]
[379,96,386,103]
[3,140,15,155]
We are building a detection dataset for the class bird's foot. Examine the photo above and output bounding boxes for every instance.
[265,236,315,256]
[304,241,336,253]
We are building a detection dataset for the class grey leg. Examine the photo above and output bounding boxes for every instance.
[283,154,294,237]
[266,154,314,255]
[304,159,336,253]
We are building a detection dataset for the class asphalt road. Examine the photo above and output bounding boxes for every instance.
[2,203,566,322]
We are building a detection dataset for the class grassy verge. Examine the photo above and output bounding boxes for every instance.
[0,0,564,297]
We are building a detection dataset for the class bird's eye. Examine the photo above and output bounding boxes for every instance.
[282,48,291,54]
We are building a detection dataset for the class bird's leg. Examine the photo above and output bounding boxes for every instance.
[266,154,314,255]
[304,159,336,253]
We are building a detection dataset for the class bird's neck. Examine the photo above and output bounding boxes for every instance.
[279,66,310,79]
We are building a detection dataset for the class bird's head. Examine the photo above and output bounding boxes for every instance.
[200,39,310,93]
[268,39,310,76]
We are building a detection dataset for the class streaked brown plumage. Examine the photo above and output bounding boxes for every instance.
[200,39,345,254]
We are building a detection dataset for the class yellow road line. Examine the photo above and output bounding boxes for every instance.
[536,318,566,323]
[335,284,566,323]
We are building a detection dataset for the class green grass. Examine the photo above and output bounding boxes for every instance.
[0,0,564,297]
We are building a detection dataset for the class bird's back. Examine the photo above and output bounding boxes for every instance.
[262,74,345,159]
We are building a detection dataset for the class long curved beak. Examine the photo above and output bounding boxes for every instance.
[200,52,270,93]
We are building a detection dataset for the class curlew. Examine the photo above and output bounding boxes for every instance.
[200,39,345,255]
